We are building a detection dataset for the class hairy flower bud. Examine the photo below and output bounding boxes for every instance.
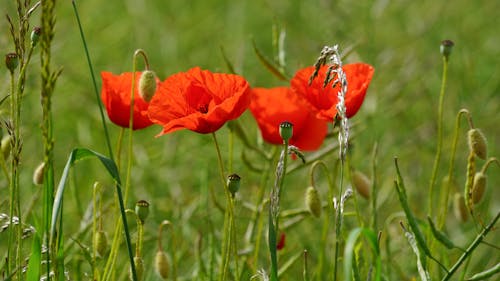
[351,170,371,199]
[139,70,157,102]
[472,172,487,204]
[154,250,169,279]
[305,186,322,218]
[279,121,293,142]
[453,193,468,222]
[467,128,487,160]
[94,230,108,258]
[130,256,144,281]
[33,162,45,185]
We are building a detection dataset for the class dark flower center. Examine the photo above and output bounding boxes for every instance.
[198,104,209,114]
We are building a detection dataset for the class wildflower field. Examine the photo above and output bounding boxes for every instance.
[1,0,499,280]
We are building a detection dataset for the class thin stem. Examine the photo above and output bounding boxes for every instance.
[333,157,345,281]
[71,0,114,161]
[212,132,234,281]
[441,211,500,281]
[429,54,449,217]
[437,109,471,228]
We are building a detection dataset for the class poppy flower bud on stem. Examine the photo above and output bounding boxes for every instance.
[138,70,157,102]
[467,128,487,160]
[155,250,169,279]
[33,162,45,185]
[305,186,322,218]
[5,53,19,74]
[31,27,42,47]
[453,193,468,222]
[227,173,241,197]
[471,172,486,204]
[440,39,454,59]
[351,170,371,199]
[279,121,293,142]
[130,256,144,281]
[135,200,150,224]
[94,230,108,258]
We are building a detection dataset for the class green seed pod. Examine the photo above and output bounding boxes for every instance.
[305,186,322,218]
[138,70,157,102]
[440,39,454,59]
[351,170,371,199]
[130,256,144,281]
[33,162,45,185]
[279,121,293,142]
[427,216,455,249]
[154,250,169,279]
[1,135,12,160]
[94,230,108,258]
[31,27,42,47]
[468,128,487,160]
[227,173,241,197]
[135,200,150,224]
[453,193,468,222]
[472,172,487,204]
[5,53,19,74]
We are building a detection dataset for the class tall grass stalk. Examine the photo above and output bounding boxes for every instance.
[71,2,138,279]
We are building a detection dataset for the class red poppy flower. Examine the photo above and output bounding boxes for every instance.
[291,63,374,121]
[249,87,328,151]
[148,67,251,135]
[101,71,156,130]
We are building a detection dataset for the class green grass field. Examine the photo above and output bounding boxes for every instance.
[1,0,499,280]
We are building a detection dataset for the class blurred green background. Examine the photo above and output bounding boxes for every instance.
[1,0,499,279]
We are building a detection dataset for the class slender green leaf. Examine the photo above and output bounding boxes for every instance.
[220,46,236,74]
[344,227,381,281]
[252,39,289,81]
[50,148,120,240]
[26,233,42,281]
[467,262,500,281]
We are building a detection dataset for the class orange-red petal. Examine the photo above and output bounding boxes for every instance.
[101,71,155,130]
[148,67,251,134]
[249,87,328,151]
[291,63,374,120]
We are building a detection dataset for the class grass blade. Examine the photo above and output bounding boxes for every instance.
[344,227,381,281]
[25,232,41,281]
[252,39,289,81]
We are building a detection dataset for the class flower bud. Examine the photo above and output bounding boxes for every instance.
[135,200,150,224]
[227,173,241,197]
[138,70,157,102]
[467,128,487,160]
[472,172,487,204]
[351,170,371,199]
[279,121,293,142]
[440,39,454,59]
[305,186,322,218]
[130,256,144,281]
[33,162,45,185]
[154,250,169,279]
[453,193,468,222]
[94,230,108,258]
[31,27,42,47]
[5,53,19,74]
[1,135,12,160]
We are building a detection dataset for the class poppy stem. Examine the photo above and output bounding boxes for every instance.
[212,132,235,281]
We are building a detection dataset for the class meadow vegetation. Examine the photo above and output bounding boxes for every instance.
[1,0,499,280]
